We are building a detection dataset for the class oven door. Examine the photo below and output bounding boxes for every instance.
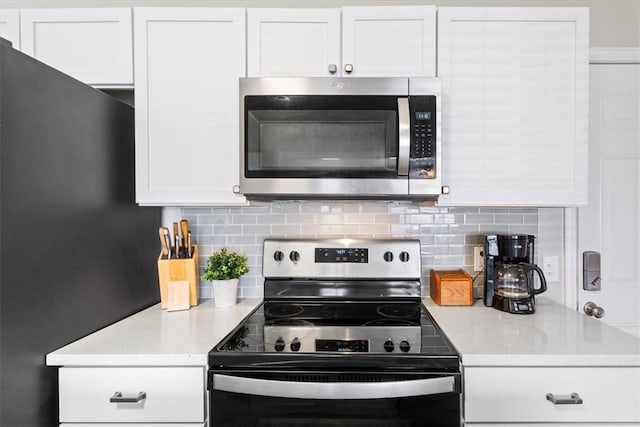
[209,370,461,426]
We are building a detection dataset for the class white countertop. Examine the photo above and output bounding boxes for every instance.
[46,298,261,367]
[424,296,640,367]
[47,296,640,368]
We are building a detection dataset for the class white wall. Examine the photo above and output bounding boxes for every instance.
[2,0,639,47]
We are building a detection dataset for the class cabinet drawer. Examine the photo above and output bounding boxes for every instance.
[59,367,205,423]
[464,367,640,423]
[61,424,204,427]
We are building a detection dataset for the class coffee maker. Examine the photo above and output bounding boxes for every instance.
[484,234,547,314]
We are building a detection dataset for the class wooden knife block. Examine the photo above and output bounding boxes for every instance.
[157,245,199,309]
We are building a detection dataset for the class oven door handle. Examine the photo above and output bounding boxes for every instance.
[213,374,455,400]
[397,97,410,176]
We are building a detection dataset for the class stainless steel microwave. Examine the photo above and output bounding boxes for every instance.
[238,77,442,200]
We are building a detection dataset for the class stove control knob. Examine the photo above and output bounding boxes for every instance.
[274,337,285,352]
[383,340,395,352]
[383,251,394,262]
[273,251,284,262]
[290,338,301,352]
[399,340,411,353]
[399,251,410,262]
[289,251,300,262]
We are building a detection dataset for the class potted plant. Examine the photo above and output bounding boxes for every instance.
[201,247,249,308]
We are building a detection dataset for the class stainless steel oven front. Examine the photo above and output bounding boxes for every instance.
[209,370,460,426]
[238,77,442,199]
[208,239,461,427]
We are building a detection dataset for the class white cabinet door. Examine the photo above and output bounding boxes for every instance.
[464,367,640,423]
[19,8,132,87]
[342,6,436,77]
[59,367,205,423]
[247,8,341,77]
[134,8,247,206]
[437,8,589,206]
[0,9,20,49]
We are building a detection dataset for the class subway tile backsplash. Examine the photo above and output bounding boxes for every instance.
[182,202,541,300]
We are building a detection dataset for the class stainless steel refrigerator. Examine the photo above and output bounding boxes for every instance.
[0,39,161,426]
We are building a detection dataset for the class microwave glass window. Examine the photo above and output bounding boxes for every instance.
[245,96,399,179]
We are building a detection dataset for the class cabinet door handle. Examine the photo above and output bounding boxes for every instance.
[344,63,353,74]
[110,391,147,403]
[546,392,583,405]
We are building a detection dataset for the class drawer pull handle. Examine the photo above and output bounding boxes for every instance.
[110,391,147,403]
[546,392,583,405]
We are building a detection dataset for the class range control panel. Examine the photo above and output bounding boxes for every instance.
[315,248,368,263]
[409,95,437,180]
[263,239,421,279]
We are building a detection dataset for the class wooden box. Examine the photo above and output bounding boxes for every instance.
[430,269,474,306]
[157,245,199,309]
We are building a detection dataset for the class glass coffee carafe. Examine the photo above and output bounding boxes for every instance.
[494,262,547,299]
[484,234,548,314]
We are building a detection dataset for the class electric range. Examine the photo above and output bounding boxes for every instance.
[208,238,461,426]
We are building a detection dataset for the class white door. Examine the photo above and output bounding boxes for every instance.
[578,63,640,337]
[247,8,341,77]
[342,6,436,77]
[134,8,247,206]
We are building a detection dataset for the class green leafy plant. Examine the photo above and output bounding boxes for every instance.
[201,247,249,281]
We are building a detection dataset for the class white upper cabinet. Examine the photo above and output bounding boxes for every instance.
[342,6,436,77]
[437,7,589,206]
[247,8,341,77]
[19,8,133,87]
[0,9,20,49]
[247,6,436,78]
[134,8,247,206]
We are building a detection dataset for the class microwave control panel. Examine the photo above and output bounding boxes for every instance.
[409,96,436,180]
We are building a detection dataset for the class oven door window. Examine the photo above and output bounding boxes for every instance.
[245,96,399,178]
[209,371,460,426]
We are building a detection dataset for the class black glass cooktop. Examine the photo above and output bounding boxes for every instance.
[209,301,459,371]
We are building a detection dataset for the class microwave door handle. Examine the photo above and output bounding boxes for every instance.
[397,97,410,176]
[213,374,455,400]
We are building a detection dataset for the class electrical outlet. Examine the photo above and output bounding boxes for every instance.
[473,246,484,272]
[543,255,560,282]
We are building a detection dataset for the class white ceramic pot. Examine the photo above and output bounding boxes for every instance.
[212,278,239,308]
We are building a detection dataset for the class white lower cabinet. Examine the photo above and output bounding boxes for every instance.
[58,367,205,424]
[464,367,640,424]
[61,425,203,427]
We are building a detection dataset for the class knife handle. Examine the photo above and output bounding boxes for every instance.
[174,234,181,258]
[187,231,192,258]
[164,228,172,259]
[172,222,179,242]
[158,227,169,258]
[180,220,189,252]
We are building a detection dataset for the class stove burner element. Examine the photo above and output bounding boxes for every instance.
[264,304,304,318]
[377,304,420,319]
